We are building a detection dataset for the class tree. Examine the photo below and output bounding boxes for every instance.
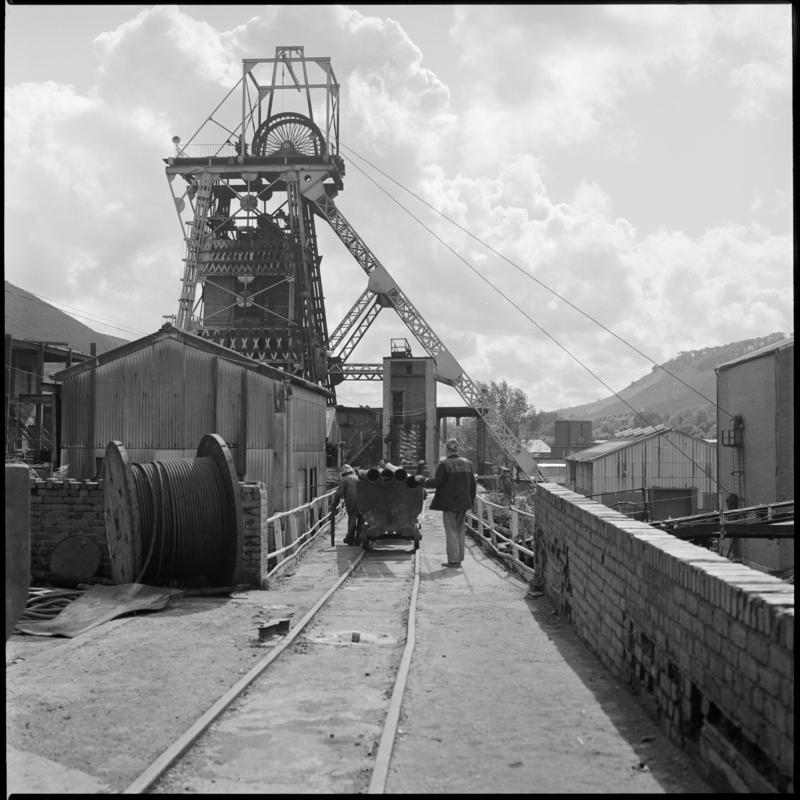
[460,379,543,469]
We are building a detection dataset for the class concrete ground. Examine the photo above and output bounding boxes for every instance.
[386,507,713,793]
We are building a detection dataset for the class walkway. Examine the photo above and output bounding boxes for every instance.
[384,504,713,793]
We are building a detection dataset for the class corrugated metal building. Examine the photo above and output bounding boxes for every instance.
[716,336,793,572]
[53,324,330,515]
[566,425,718,520]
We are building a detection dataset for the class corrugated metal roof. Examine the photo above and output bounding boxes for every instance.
[613,423,668,439]
[716,336,793,371]
[52,323,330,396]
[569,426,674,462]
[569,439,632,462]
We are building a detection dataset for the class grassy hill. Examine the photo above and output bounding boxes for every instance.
[545,332,790,440]
[4,281,129,355]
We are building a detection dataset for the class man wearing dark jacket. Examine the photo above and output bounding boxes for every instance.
[427,438,477,567]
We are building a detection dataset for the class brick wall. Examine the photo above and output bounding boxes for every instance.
[29,478,110,579]
[534,482,794,793]
[240,482,270,588]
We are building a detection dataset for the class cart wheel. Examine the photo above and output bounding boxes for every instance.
[413,524,420,551]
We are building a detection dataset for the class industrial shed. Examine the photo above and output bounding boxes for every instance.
[566,425,717,520]
[53,323,330,515]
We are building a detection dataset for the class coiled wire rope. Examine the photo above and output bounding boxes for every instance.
[103,435,242,587]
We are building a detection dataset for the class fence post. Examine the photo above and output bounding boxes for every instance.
[510,507,519,561]
[289,513,299,557]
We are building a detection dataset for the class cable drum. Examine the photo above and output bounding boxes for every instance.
[102,434,242,587]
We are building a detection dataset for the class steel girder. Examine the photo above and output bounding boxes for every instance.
[328,290,383,364]
[328,363,384,381]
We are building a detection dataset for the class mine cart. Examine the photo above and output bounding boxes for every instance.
[355,464,424,552]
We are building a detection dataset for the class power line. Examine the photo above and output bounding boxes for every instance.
[341,143,732,421]
[19,291,147,338]
[339,150,728,496]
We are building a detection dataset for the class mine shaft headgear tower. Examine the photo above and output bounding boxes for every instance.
[165,46,342,389]
[166,46,539,475]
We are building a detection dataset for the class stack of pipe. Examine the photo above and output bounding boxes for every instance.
[355,462,427,489]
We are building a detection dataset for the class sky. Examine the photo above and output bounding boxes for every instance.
[4,4,793,412]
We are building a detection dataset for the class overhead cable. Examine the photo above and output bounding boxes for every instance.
[341,143,732,421]
[340,150,728,496]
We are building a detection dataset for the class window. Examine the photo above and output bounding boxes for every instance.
[392,391,404,424]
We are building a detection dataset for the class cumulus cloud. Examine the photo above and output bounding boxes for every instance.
[4,4,793,411]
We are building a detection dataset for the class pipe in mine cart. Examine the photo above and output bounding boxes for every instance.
[357,468,381,482]
[381,463,408,483]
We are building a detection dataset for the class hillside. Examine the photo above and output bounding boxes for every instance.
[4,281,129,355]
[549,332,790,439]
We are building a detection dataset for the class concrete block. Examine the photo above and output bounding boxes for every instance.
[746,629,769,666]
[738,651,759,683]
[5,464,31,640]
[768,642,792,678]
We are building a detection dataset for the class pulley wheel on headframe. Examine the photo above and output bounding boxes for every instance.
[251,112,327,158]
[102,434,242,587]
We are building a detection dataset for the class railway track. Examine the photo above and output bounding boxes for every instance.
[124,538,421,794]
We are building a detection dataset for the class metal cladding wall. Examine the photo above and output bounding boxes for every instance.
[288,386,328,505]
[571,431,717,512]
[57,331,328,515]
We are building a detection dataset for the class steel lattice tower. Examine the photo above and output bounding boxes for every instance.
[165,46,539,475]
[165,47,343,392]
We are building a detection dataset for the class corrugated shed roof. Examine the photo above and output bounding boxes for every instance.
[52,323,330,396]
[569,426,674,462]
[716,336,793,370]
[613,423,668,439]
[569,439,633,462]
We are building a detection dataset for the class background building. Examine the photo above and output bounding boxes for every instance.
[716,336,794,572]
[382,339,437,473]
[5,336,94,471]
[566,425,718,520]
[550,419,594,459]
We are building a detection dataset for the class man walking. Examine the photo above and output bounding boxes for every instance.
[426,438,477,567]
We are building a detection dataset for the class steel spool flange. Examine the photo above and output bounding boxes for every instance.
[196,433,243,586]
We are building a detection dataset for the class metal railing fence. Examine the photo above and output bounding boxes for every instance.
[263,489,342,584]
[466,495,538,583]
